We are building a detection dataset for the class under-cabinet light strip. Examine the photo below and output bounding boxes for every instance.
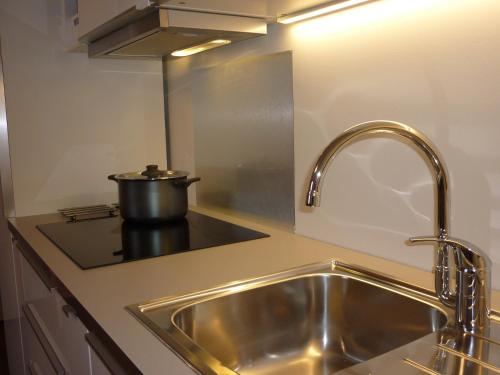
[171,39,231,57]
[278,0,371,24]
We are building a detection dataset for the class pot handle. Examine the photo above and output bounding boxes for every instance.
[174,177,201,188]
[108,174,118,182]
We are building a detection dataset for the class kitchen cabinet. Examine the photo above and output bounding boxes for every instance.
[16,241,92,375]
[85,333,114,375]
[21,317,58,375]
[89,340,113,375]
[0,237,25,375]
[77,0,151,39]
[59,0,82,51]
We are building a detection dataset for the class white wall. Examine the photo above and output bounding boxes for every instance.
[167,0,500,288]
[0,0,166,216]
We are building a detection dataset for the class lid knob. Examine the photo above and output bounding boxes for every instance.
[141,164,162,179]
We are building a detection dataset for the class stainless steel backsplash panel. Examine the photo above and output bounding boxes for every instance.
[193,51,294,226]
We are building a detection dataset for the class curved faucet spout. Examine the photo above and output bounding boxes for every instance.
[305,120,454,307]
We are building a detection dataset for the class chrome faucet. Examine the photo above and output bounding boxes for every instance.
[408,236,490,333]
[305,120,490,333]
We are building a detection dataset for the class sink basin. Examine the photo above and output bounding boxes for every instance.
[128,261,449,375]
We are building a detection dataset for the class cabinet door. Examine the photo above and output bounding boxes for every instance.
[59,0,85,52]
[21,303,65,375]
[89,345,112,375]
[86,332,138,375]
[1,240,25,375]
[52,293,92,375]
[77,0,147,38]
[22,319,58,375]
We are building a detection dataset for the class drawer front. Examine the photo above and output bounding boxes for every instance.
[89,344,112,375]
[21,303,65,375]
[17,242,58,328]
[52,292,92,375]
[86,332,135,375]
[17,243,92,375]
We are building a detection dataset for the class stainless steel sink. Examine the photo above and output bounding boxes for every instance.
[127,261,449,375]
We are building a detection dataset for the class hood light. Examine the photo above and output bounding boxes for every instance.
[278,0,372,24]
[171,39,231,57]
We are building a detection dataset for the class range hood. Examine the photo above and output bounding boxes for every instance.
[87,8,267,58]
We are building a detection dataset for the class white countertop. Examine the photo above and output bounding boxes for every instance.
[9,206,500,374]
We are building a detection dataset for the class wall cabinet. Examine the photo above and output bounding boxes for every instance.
[77,0,150,39]
[60,0,152,51]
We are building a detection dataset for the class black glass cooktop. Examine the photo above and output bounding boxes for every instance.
[37,211,269,269]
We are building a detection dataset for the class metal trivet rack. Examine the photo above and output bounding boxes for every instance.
[59,204,119,222]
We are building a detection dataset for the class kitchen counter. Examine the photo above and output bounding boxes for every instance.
[8,206,500,374]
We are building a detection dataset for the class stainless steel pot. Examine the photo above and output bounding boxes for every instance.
[108,165,200,223]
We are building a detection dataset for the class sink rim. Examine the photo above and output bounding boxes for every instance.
[126,260,452,375]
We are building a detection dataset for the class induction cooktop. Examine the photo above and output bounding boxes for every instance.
[37,211,269,269]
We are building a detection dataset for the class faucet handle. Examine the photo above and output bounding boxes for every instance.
[407,236,490,271]
[408,235,491,333]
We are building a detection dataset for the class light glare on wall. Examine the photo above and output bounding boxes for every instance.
[278,0,372,24]
[171,39,231,57]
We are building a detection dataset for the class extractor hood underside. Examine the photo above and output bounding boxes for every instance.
[88,9,267,58]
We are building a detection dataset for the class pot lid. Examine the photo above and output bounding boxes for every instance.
[112,165,189,181]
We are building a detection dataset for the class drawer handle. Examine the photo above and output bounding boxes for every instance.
[62,304,77,318]
[86,332,133,375]
[23,303,67,375]
[28,361,43,375]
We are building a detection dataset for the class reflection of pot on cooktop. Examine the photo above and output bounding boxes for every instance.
[113,219,190,260]
[37,211,269,269]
